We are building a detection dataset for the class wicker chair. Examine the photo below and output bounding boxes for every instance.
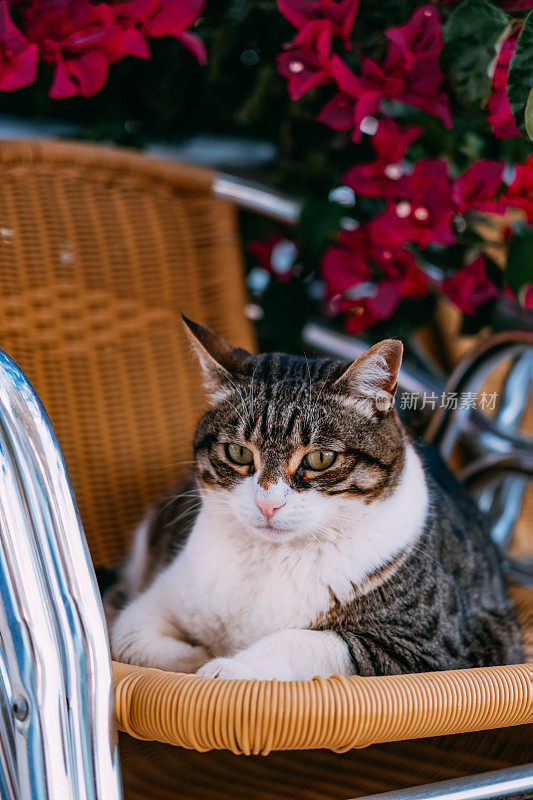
[0,139,530,800]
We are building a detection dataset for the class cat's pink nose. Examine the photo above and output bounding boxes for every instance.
[255,499,285,519]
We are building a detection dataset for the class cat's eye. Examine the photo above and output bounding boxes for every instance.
[225,443,254,466]
[303,450,336,471]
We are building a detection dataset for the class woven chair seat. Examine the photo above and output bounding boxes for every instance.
[118,725,533,800]
[0,140,530,798]
[113,583,531,754]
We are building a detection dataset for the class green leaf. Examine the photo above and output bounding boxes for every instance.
[506,223,533,294]
[441,0,510,110]
[525,87,533,139]
[508,10,533,139]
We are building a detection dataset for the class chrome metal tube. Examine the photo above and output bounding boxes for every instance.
[460,451,533,585]
[213,173,302,224]
[424,331,532,459]
[354,764,533,800]
[0,349,123,800]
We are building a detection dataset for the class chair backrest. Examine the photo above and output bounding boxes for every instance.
[0,140,254,567]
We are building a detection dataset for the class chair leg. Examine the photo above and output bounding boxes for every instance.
[0,349,123,799]
[353,763,533,800]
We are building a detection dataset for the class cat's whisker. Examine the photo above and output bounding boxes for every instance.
[249,360,259,425]
[165,503,203,528]
[304,354,313,423]
[224,373,253,426]
[308,378,327,425]
[224,397,248,430]
[147,459,196,471]
[406,543,446,571]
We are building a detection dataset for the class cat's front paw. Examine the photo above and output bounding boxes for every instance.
[196,657,257,680]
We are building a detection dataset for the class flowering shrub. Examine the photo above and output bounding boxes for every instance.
[251,0,533,336]
[0,0,530,341]
[0,0,205,98]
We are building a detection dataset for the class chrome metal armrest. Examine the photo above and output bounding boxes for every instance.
[213,173,302,224]
[460,451,533,587]
[0,349,122,800]
[425,331,532,459]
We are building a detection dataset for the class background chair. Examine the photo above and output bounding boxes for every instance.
[0,140,530,800]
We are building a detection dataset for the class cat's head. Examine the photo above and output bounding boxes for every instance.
[184,317,406,544]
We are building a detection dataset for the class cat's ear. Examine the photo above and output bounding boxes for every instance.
[182,316,253,397]
[333,339,403,413]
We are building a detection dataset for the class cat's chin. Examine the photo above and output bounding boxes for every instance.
[251,524,302,543]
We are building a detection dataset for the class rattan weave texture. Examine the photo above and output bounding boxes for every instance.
[118,725,533,800]
[113,662,531,754]
[0,139,254,566]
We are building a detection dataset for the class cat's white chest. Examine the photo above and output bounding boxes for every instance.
[169,513,338,655]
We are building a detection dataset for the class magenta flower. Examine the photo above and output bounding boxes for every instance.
[343,118,422,197]
[19,0,206,98]
[0,1,38,91]
[383,5,451,126]
[523,285,533,309]
[486,35,521,139]
[248,233,299,283]
[321,226,428,333]
[385,5,441,70]
[441,256,499,315]
[22,0,118,98]
[277,45,332,99]
[452,160,506,215]
[371,158,455,247]
[500,156,533,222]
[316,90,355,130]
[134,0,206,64]
[317,5,450,140]
[326,53,402,140]
[277,0,359,48]
[276,0,358,97]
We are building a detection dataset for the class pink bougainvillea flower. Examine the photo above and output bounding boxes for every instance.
[106,0,154,61]
[248,233,299,283]
[522,285,533,308]
[486,35,521,139]
[321,226,428,333]
[21,0,206,98]
[317,5,450,140]
[278,0,359,48]
[452,160,507,215]
[383,6,451,127]
[391,56,452,127]
[343,118,422,197]
[321,235,378,333]
[277,45,332,99]
[22,0,141,97]
[372,242,429,300]
[500,156,533,222]
[22,0,118,98]
[385,4,441,70]
[110,0,206,64]
[327,54,402,140]
[136,0,206,63]
[499,0,533,6]
[321,229,370,296]
[0,0,38,91]
[441,255,499,314]
[371,158,455,247]
[276,0,358,95]
[316,90,355,130]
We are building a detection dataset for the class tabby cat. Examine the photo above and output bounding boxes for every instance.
[108,318,523,679]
